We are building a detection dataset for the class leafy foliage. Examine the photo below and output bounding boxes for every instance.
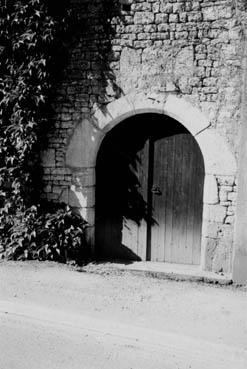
[1,203,88,263]
[0,1,87,262]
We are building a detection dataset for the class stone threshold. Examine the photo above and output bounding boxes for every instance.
[82,261,233,285]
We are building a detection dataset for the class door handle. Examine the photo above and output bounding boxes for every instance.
[151,185,162,195]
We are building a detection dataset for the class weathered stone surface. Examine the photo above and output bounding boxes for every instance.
[164,95,210,135]
[68,185,95,209]
[41,0,245,275]
[130,91,165,112]
[203,175,219,205]
[78,207,95,226]
[225,216,235,225]
[203,204,227,223]
[119,45,195,94]
[212,239,233,273]
[219,186,232,203]
[66,120,103,168]
[134,11,154,24]
[228,192,237,203]
[202,222,221,239]
[72,169,96,188]
[42,149,56,168]
[196,130,237,176]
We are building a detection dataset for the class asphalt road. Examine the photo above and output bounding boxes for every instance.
[1,301,247,369]
[1,261,247,369]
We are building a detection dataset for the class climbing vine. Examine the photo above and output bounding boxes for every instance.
[0,0,87,261]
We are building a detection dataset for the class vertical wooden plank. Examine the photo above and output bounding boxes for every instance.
[192,141,204,264]
[179,134,190,263]
[158,136,168,262]
[172,134,184,263]
[177,133,189,264]
[146,138,153,261]
[137,140,149,260]
[150,128,204,265]
[163,135,175,262]
[184,134,196,264]
[151,136,168,261]
[137,219,148,260]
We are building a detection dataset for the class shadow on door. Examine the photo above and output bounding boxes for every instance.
[95,113,205,264]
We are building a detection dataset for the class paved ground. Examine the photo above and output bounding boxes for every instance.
[0,261,247,369]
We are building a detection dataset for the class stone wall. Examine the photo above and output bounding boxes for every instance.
[202,174,237,273]
[41,0,247,273]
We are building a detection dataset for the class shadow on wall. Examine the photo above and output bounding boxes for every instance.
[66,0,124,109]
[44,0,125,217]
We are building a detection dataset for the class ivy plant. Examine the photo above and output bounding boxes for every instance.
[0,0,87,262]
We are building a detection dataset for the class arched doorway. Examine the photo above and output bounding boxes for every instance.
[95,113,205,264]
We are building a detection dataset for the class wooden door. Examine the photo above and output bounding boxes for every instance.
[150,132,204,264]
[96,114,204,264]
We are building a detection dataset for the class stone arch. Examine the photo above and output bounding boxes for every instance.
[65,92,237,271]
[91,92,236,176]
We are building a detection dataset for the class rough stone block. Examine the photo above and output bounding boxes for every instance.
[202,7,218,21]
[173,3,184,13]
[203,175,219,204]
[160,2,173,13]
[228,192,237,202]
[225,216,235,225]
[144,24,157,32]
[133,40,152,48]
[212,240,232,274]
[203,237,218,271]
[219,187,230,203]
[51,168,69,176]
[52,186,62,195]
[152,2,160,13]
[203,204,226,223]
[132,3,151,11]
[169,14,178,23]
[204,222,221,239]
[179,12,187,22]
[155,13,168,24]
[134,11,154,24]
[188,12,202,22]
[192,2,201,11]
[203,6,232,21]
[42,149,56,168]
[217,176,235,186]
[44,185,52,193]
[227,206,235,216]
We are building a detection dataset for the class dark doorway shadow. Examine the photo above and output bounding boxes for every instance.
[96,114,151,261]
[95,113,197,262]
